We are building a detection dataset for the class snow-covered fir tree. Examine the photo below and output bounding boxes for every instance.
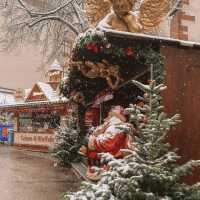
[65,80,200,200]
[52,113,81,167]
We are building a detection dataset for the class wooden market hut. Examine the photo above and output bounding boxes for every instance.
[0,60,68,152]
[71,28,200,182]
[99,29,200,183]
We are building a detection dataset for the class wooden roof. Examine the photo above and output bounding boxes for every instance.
[25,82,59,102]
[0,87,15,94]
[100,27,200,50]
[0,99,68,113]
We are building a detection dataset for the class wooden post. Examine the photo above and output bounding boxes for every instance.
[77,104,87,139]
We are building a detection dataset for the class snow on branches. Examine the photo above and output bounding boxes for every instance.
[0,0,88,62]
[65,80,200,200]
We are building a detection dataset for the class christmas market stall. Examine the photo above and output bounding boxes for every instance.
[0,100,67,151]
[61,28,200,182]
[0,61,68,151]
[59,1,200,198]
[60,27,164,180]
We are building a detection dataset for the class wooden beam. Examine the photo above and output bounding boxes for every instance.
[114,69,149,91]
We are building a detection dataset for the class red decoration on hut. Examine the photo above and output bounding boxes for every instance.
[86,42,99,53]
[124,47,134,56]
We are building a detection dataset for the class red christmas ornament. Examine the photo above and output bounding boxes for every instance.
[125,47,134,56]
[86,42,99,53]
[93,46,99,53]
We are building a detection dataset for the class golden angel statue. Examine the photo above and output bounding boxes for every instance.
[86,0,180,33]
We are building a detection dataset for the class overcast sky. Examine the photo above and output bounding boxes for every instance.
[0,46,44,90]
[0,1,47,90]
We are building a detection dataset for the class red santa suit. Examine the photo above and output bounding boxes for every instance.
[87,116,130,161]
[81,106,134,180]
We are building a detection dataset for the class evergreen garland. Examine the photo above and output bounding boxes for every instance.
[63,29,165,107]
[73,29,165,83]
[68,67,107,105]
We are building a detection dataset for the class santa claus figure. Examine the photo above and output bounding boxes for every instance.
[80,105,134,180]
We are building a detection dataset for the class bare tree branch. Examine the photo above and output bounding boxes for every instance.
[18,0,74,17]
[0,0,88,65]
[29,15,79,35]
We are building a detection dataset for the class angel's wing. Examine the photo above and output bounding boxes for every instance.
[86,0,111,27]
[139,0,177,29]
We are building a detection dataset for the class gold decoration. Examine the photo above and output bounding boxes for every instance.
[86,0,176,33]
[139,0,170,29]
[86,0,111,27]
[70,60,123,90]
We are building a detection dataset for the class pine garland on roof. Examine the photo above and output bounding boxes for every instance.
[72,29,165,84]
[62,29,165,106]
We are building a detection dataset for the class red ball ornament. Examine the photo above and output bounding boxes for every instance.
[86,42,99,53]
[93,46,99,53]
[125,47,134,56]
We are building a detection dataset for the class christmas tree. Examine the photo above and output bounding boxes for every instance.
[65,80,200,200]
[52,114,81,167]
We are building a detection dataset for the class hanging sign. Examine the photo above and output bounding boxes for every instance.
[14,132,55,147]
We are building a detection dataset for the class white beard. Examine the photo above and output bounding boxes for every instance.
[108,116,122,125]
[95,117,124,142]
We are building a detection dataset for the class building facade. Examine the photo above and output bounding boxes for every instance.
[139,0,200,43]
[170,0,197,41]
